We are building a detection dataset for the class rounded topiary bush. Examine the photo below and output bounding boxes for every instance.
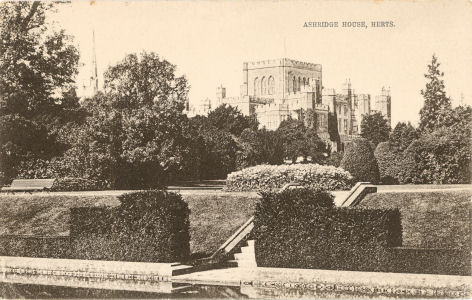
[374,142,399,184]
[340,137,380,184]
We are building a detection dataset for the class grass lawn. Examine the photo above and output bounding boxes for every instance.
[1,189,469,259]
[0,195,119,236]
[0,191,259,256]
[359,190,471,250]
[184,193,258,256]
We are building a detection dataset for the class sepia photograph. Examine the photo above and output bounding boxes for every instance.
[0,0,471,298]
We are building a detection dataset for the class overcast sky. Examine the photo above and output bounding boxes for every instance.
[53,0,472,126]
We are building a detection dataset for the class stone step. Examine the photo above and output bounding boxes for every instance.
[224,260,240,268]
[236,260,257,268]
[234,252,255,261]
[241,245,254,254]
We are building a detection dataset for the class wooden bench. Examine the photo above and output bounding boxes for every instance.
[1,179,56,193]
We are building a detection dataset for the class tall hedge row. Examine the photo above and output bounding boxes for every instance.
[253,189,469,275]
[0,190,191,263]
[0,236,71,258]
[69,190,190,262]
[226,164,353,192]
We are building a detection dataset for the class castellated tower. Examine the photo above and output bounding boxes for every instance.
[192,58,392,152]
[374,87,392,127]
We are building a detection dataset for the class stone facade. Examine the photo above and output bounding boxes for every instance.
[186,58,391,150]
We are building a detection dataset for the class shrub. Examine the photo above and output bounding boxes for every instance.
[340,137,380,184]
[253,189,402,272]
[252,189,469,275]
[255,188,335,222]
[225,164,353,192]
[374,142,416,184]
[407,127,470,184]
[324,151,343,167]
[70,190,190,262]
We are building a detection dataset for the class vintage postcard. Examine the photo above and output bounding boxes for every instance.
[0,0,471,299]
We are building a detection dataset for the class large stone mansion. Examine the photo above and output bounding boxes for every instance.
[186,58,391,149]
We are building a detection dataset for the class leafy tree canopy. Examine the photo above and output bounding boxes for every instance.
[0,1,80,117]
[360,112,391,147]
[64,53,193,188]
[276,118,328,163]
[389,121,418,151]
[207,104,258,136]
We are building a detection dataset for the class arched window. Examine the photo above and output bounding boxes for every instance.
[254,77,260,96]
[303,77,306,88]
[298,77,301,92]
[268,76,275,95]
[293,76,297,93]
[261,77,267,95]
[307,78,310,86]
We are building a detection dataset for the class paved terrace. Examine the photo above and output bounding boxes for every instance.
[1,184,470,198]
[173,266,471,298]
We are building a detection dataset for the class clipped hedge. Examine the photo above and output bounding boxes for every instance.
[69,190,190,262]
[254,207,402,271]
[253,189,469,275]
[391,247,470,276]
[0,236,71,258]
[51,177,108,192]
[226,164,353,192]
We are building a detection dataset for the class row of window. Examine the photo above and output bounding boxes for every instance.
[288,76,312,93]
[254,76,275,96]
[337,105,350,116]
[254,76,320,96]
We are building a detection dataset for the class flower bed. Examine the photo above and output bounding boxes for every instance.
[226,164,353,192]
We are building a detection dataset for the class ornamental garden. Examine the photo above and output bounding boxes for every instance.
[0,2,471,292]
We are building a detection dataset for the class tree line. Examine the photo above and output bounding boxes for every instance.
[1,2,470,188]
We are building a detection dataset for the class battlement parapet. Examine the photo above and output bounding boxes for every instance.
[248,96,275,105]
[244,58,321,71]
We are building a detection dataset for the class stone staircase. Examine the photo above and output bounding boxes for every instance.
[227,240,257,268]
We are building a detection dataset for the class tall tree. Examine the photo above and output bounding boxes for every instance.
[0,2,80,183]
[360,112,391,147]
[63,52,192,188]
[0,1,80,117]
[276,118,328,163]
[418,55,452,132]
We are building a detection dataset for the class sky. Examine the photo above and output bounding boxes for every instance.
[52,0,472,126]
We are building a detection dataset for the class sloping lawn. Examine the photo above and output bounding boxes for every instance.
[184,192,258,256]
[359,190,471,250]
[0,194,119,236]
[0,191,259,256]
